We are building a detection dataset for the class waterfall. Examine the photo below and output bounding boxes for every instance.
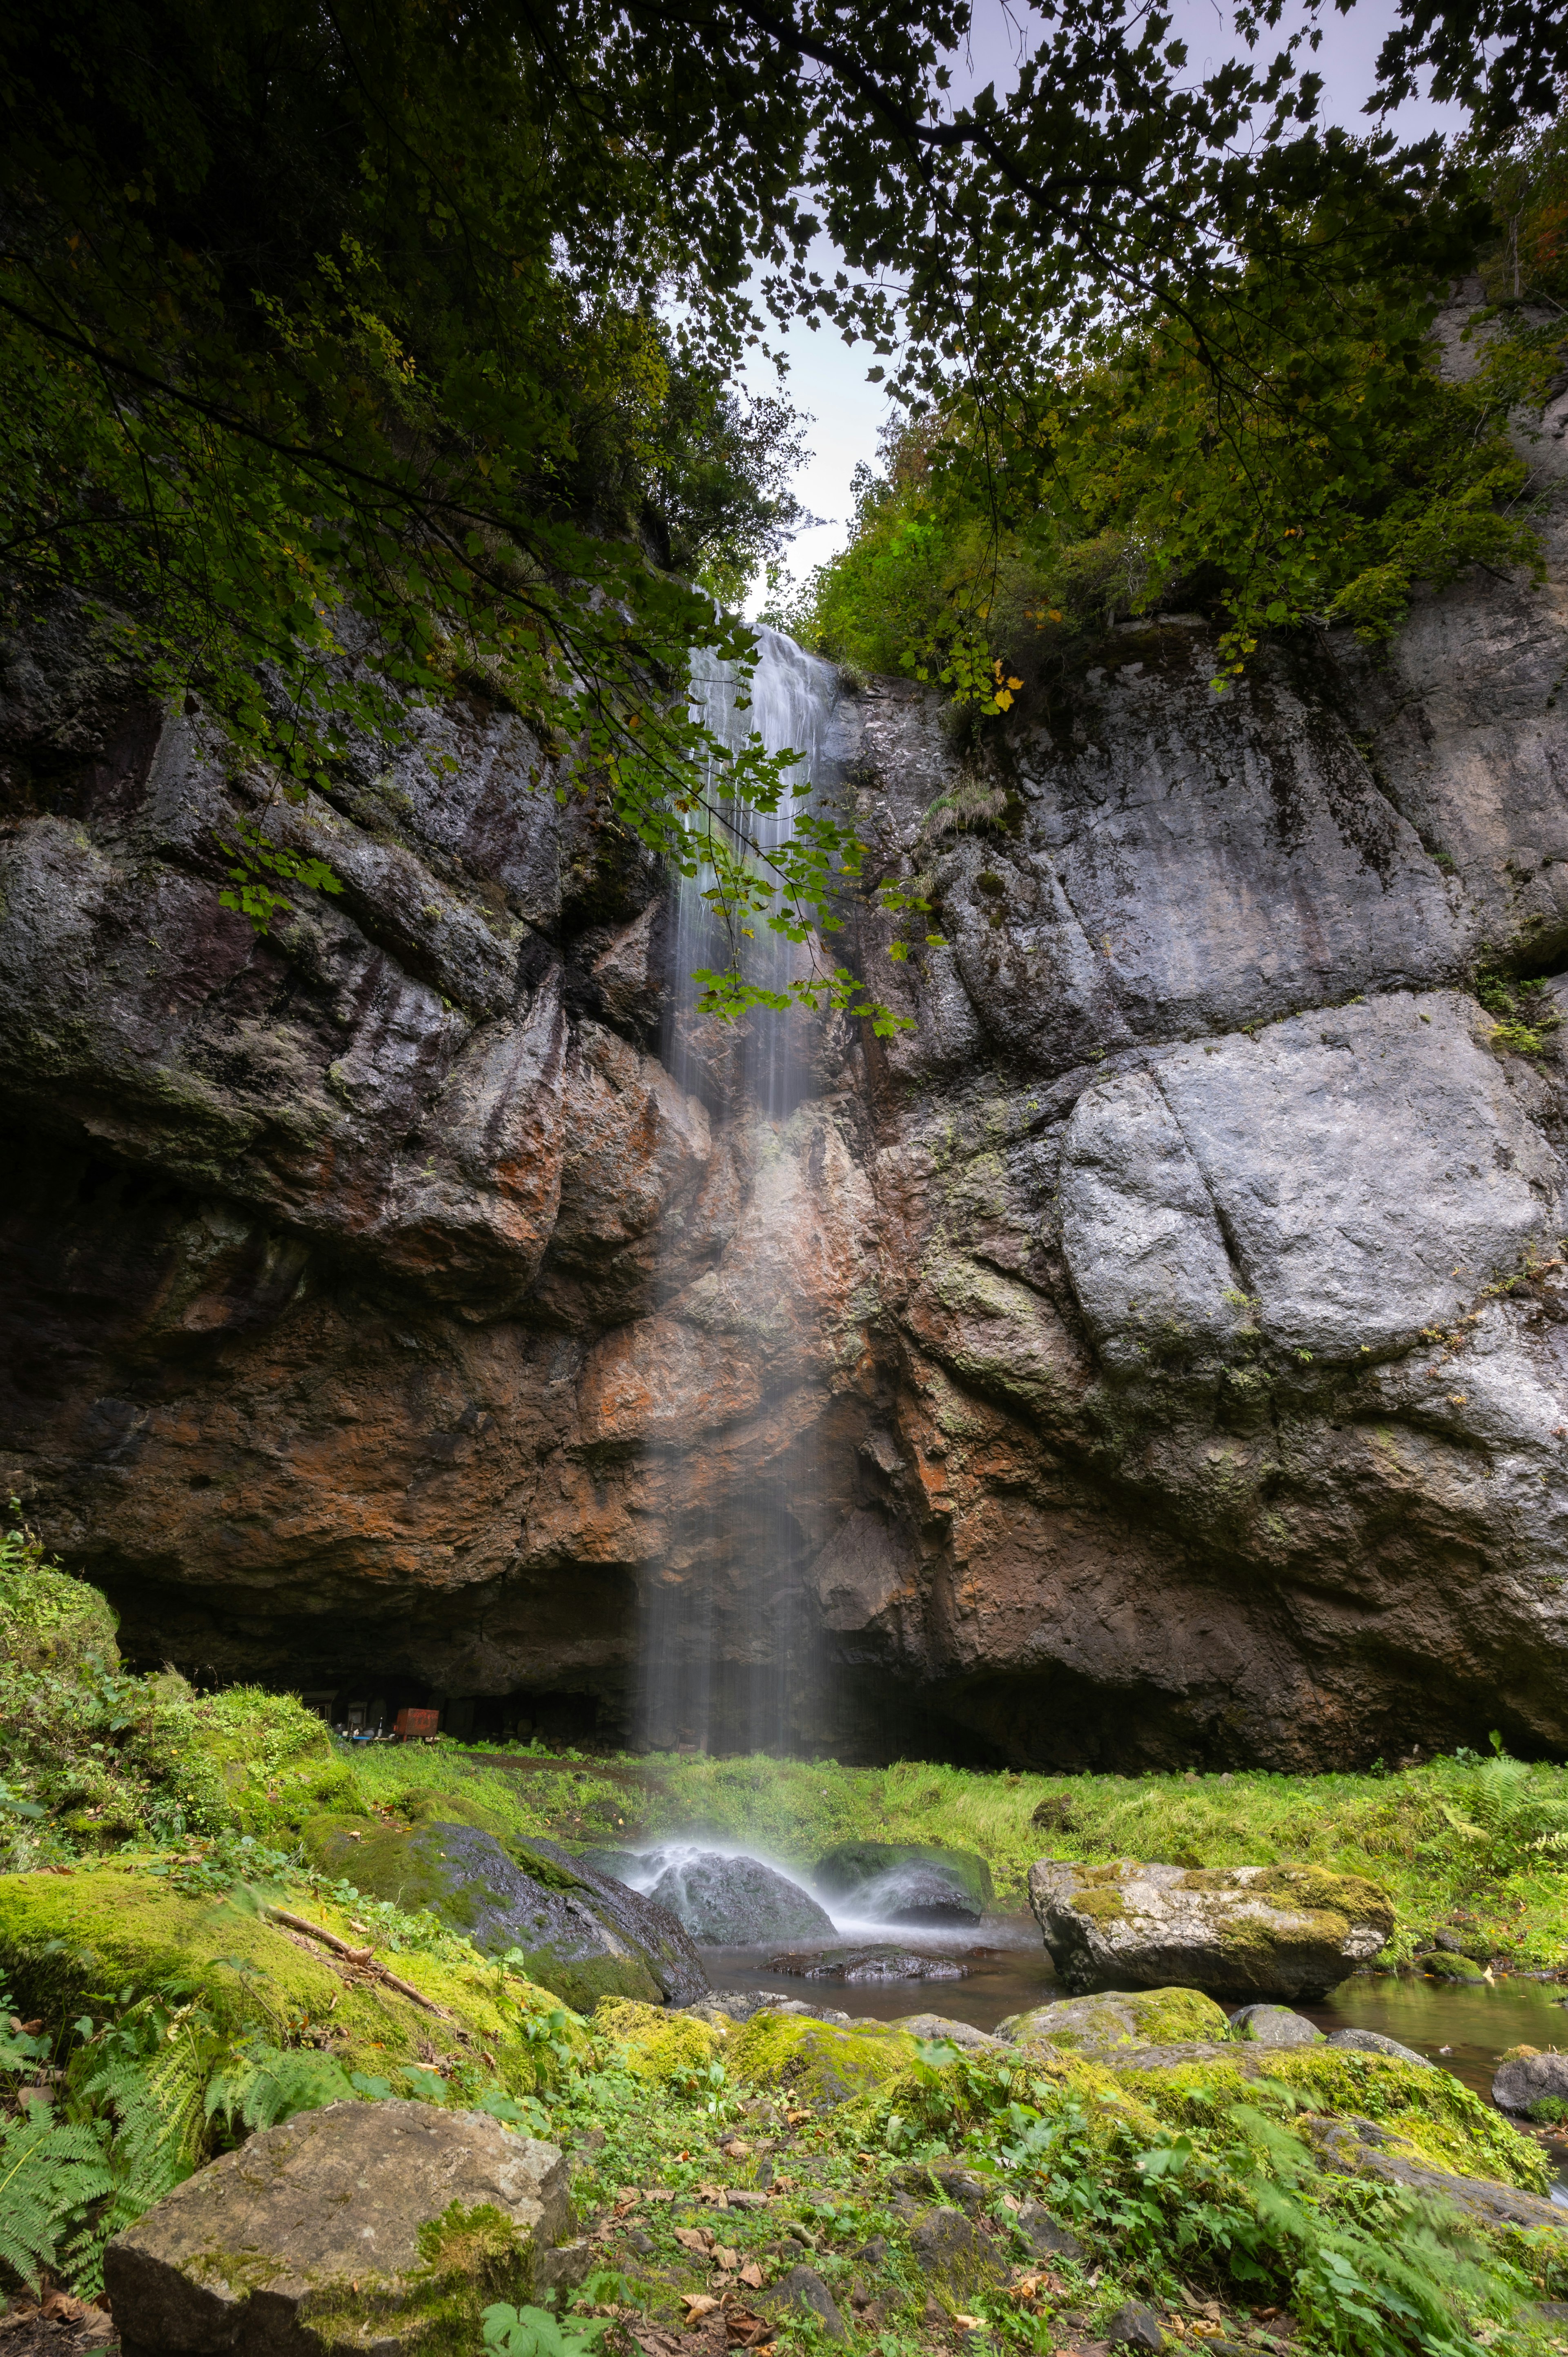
[635,626,846,1757]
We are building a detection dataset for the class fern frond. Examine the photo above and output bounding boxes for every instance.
[0,2109,112,2292]
[205,2040,354,2133]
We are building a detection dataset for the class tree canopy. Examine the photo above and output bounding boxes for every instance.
[1,0,1562,1021]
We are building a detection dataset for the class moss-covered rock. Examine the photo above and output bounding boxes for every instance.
[1028,1858,1393,1998]
[0,1541,118,1673]
[1109,2042,1548,2191]
[304,1815,664,2012]
[1417,1949,1486,1980]
[997,1987,1232,2050]
[0,1862,569,2096]
[196,1688,360,1838]
[730,2009,920,2104]
[594,1998,726,2080]
[103,2099,572,2353]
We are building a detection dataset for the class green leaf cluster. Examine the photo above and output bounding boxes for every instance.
[796,216,1544,705]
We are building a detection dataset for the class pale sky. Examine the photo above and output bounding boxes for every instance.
[742,0,1467,618]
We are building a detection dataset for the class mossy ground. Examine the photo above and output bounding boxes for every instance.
[0,1860,574,2098]
[9,1554,1568,2348]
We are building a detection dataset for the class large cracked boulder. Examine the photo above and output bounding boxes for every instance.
[310,1813,707,2010]
[105,2099,572,2355]
[1029,1860,1392,1998]
[645,1849,835,1943]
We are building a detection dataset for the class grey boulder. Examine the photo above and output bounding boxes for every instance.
[1013,2201,1084,2266]
[105,2098,572,2356]
[770,1945,967,1984]
[765,2265,848,2342]
[1028,1860,1392,1999]
[1323,2027,1435,2068]
[1229,2003,1323,2046]
[1103,2301,1168,2353]
[523,1834,710,2004]
[1492,2049,1568,2114]
[891,2013,1008,2051]
[646,1849,834,1943]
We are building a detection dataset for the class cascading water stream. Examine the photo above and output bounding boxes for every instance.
[635,627,846,1756]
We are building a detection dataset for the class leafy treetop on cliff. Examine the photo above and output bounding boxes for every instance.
[1,0,1563,1019]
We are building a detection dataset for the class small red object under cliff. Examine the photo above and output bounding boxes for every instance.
[394,1707,440,1742]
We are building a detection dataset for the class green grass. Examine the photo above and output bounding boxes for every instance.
[356,1744,1568,1971]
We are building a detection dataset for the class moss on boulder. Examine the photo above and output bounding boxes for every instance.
[1417,1949,1486,1980]
[731,2010,920,2104]
[304,1814,664,2012]
[0,1545,118,1673]
[0,1862,569,2096]
[1112,2043,1547,2191]
[998,1987,1232,2050]
[594,1999,726,2081]
[1029,1858,1392,1998]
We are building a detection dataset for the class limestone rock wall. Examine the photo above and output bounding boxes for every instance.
[6,445,1568,1768]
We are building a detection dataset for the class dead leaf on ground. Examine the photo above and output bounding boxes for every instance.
[739,2263,764,2290]
[675,2226,714,2253]
[682,2295,722,2319]
[724,2309,776,2347]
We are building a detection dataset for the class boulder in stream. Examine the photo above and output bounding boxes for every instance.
[1493,2047,1568,2116]
[1029,1860,1392,1998]
[812,1841,992,1922]
[1324,2027,1435,2068]
[646,1848,835,1942]
[1229,2002,1323,2045]
[105,2098,573,2356]
[770,1944,968,1985]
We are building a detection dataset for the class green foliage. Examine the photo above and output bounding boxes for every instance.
[204,2036,356,2134]
[1474,966,1561,1057]
[482,2302,612,2357]
[0,2106,113,2295]
[798,232,1541,707]
[0,0,934,1026]
[877,2048,1530,2357]
[0,1520,356,1864]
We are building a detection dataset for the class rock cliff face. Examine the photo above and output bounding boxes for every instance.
[6,365,1568,1770]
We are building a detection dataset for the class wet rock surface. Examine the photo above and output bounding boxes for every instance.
[646,1851,835,1944]
[769,1945,969,1985]
[11,434,1568,1768]
[812,1842,992,1921]
[105,2098,571,2355]
[1029,1860,1393,1998]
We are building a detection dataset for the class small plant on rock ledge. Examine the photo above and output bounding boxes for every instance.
[1474,964,1561,1056]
